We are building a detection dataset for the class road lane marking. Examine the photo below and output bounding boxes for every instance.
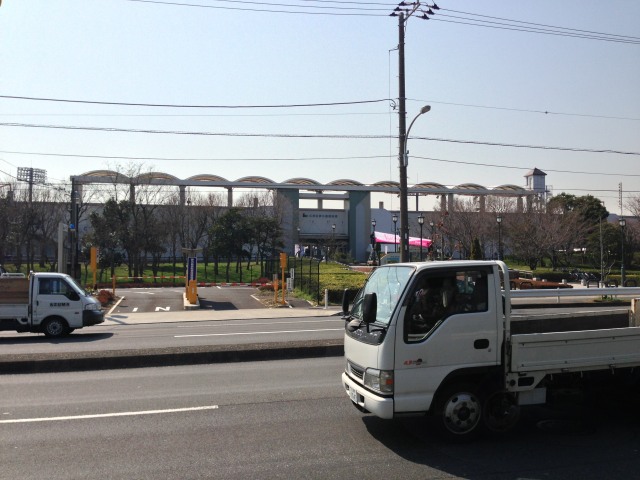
[155,306,171,312]
[175,319,343,329]
[0,405,219,424]
[175,328,343,338]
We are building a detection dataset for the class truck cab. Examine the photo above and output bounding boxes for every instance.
[342,261,512,439]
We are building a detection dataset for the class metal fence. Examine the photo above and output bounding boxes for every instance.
[290,257,322,303]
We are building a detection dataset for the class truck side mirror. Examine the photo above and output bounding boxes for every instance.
[341,289,350,318]
[362,293,377,324]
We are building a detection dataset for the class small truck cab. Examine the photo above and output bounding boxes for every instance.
[0,272,104,337]
[342,260,640,440]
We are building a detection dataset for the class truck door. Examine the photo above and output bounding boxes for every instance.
[393,267,500,413]
[32,277,83,328]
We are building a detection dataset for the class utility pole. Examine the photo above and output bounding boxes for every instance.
[391,1,438,262]
[397,11,409,262]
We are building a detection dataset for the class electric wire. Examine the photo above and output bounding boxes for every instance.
[1,122,637,156]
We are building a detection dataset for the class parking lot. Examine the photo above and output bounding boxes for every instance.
[108,286,266,314]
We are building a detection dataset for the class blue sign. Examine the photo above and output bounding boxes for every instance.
[187,257,197,281]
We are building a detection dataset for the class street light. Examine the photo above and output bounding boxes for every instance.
[619,217,626,287]
[399,105,431,262]
[429,220,435,260]
[392,214,398,253]
[496,215,503,261]
[370,219,377,265]
[331,224,336,261]
[418,214,425,261]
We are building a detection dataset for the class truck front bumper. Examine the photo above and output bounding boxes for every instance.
[83,310,105,326]
[342,372,394,419]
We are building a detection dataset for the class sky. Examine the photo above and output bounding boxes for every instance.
[0,0,639,215]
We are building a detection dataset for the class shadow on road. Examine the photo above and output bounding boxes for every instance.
[361,391,640,479]
[198,300,238,310]
[0,332,114,345]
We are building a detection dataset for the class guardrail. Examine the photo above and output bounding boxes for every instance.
[510,287,640,299]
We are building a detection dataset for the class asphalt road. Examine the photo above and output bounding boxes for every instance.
[0,316,345,354]
[2,357,640,480]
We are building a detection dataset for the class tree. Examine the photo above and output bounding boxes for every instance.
[585,220,620,280]
[507,212,552,270]
[548,193,608,223]
[470,237,482,260]
[208,208,249,282]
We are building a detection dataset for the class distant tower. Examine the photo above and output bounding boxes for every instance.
[525,168,547,193]
[524,168,548,211]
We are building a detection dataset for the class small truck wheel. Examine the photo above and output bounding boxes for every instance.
[42,317,70,338]
[434,383,483,441]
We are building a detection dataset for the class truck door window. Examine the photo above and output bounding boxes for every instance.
[405,270,489,343]
[39,278,78,300]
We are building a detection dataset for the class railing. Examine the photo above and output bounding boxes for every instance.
[510,287,640,301]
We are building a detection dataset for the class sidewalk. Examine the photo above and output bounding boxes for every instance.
[104,303,343,326]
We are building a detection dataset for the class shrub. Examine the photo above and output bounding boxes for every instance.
[97,289,115,306]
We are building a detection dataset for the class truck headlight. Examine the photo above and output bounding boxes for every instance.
[363,368,394,394]
[84,302,100,311]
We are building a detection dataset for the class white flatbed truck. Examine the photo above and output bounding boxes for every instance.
[0,272,104,338]
[342,260,640,440]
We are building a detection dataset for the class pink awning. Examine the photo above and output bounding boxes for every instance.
[374,231,432,248]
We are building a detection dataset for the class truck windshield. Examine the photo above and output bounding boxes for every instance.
[69,278,90,297]
[351,266,414,326]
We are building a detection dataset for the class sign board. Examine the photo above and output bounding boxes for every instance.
[187,257,197,281]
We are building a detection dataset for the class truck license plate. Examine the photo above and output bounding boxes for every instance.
[349,386,359,404]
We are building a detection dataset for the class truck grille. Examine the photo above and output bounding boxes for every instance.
[347,361,365,381]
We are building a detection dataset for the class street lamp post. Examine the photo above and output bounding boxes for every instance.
[331,224,336,261]
[370,219,377,265]
[418,214,425,261]
[399,105,431,262]
[429,220,434,260]
[496,215,503,261]
[392,214,398,253]
[620,217,626,287]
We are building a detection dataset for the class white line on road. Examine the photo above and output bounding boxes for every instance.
[175,328,343,338]
[0,405,219,424]
[175,319,343,329]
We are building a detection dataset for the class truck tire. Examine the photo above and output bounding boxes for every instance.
[434,383,483,441]
[483,391,520,434]
[42,317,70,338]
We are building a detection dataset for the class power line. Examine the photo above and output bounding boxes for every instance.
[127,0,384,16]
[124,0,640,45]
[412,156,640,177]
[412,136,639,156]
[0,149,389,162]
[1,122,638,156]
[438,7,640,42]
[2,148,639,177]
[0,95,391,109]
[2,94,637,122]
[408,98,640,122]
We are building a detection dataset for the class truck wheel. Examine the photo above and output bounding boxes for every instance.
[434,383,482,441]
[483,391,520,434]
[42,318,69,338]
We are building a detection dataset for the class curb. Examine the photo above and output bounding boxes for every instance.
[0,340,344,375]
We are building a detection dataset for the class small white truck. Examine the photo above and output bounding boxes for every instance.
[0,272,104,338]
[342,260,640,440]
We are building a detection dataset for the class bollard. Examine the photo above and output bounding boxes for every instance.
[631,298,640,327]
[324,289,329,309]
